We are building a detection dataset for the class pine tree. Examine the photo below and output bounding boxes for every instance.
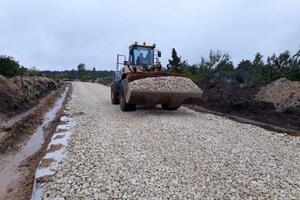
[168,48,181,72]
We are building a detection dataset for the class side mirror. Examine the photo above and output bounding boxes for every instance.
[124,61,128,66]
[157,51,161,57]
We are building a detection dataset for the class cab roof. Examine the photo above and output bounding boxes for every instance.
[129,42,156,49]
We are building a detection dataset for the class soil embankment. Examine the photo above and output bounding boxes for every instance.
[198,78,300,131]
[0,75,63,150]
[0,82,71,200]
[0,75,71,199]
[0,75,62,117]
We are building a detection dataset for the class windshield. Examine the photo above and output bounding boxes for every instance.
[132,47,153,66]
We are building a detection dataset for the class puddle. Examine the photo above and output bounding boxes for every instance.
[31,100,74,200]
[0,86,69,195]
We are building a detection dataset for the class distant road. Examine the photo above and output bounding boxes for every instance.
[42,82,300,199]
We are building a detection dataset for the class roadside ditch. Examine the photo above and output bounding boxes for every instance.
[0,83,72,200]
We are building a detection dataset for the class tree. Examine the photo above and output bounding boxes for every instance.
[77,63,86,80]
[266,52,291,81]
[0,55,20,78]
[90,67,97,80]
[289,48,300,81]
[77,63,86,71]
[168,48,181,72]
[253,52,264,66]
[204,50,222,69]
[248,52,267,86]
[237,60,252,72]
[25,67,39,76]
[215,53,234,72]
[57,73,67,80]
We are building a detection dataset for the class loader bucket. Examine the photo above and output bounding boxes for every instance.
[122,72,202,108]
[126,89,202,107]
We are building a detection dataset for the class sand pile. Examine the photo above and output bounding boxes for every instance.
[256,78,300,112]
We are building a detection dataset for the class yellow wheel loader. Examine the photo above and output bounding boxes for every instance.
[111,42,202,111]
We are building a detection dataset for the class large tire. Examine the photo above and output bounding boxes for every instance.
[111,82,119,104]
[161,104,181,110]
[120,80,136,111]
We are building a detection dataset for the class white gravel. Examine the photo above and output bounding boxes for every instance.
[42,82,300,199]
[128,76,202,93]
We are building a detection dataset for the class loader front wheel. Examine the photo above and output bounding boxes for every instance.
[111,82,119,105]
[120,81,136,112]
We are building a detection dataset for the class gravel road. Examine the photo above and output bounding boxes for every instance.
[42,82,300,199]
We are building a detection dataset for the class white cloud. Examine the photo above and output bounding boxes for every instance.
[0,0,299,70]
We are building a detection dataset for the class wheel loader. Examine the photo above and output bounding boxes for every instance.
[111,42,201,111]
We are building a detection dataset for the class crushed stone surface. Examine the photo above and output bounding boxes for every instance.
[128,76,202,94]
[42,82,300,199]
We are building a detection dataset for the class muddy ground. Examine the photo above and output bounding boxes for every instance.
[0,84,71,200]
[198,82,300,131]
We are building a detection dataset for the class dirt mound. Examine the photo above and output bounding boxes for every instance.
[0,75,20,93]
[0,75,29,113]
[199,82,300,130]
[200,82,258,108]
[13,76,61,96]
[256,78,300,112]
[0,75,62,114]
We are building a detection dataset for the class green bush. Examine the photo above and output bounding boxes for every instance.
[25,67,39,76]
[0,55,20,78]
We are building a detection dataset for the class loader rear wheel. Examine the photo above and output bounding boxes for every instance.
[120,81,136,112]
[161,104,181,110]
[111,82,119,104]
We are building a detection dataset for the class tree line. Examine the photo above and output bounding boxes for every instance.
[0,55,39,78]
[1,47,300,87]
[41,64,114,82]
[168,48,300,87]
[0,56,114,82]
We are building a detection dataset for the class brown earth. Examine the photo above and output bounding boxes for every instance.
[0,92,57,153]
[0,75,62,115]
[12,76,62,96]
[198,81,300,131]
[46,144,63,153]
[0,75,29,114]
[39,158,55,168]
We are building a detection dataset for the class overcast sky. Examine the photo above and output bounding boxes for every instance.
[0,0,299,71]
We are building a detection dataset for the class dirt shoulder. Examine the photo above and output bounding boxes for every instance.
[0,86,65,153]
[196,81,300,134]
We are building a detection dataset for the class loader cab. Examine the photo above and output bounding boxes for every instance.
[129,43,155,67]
